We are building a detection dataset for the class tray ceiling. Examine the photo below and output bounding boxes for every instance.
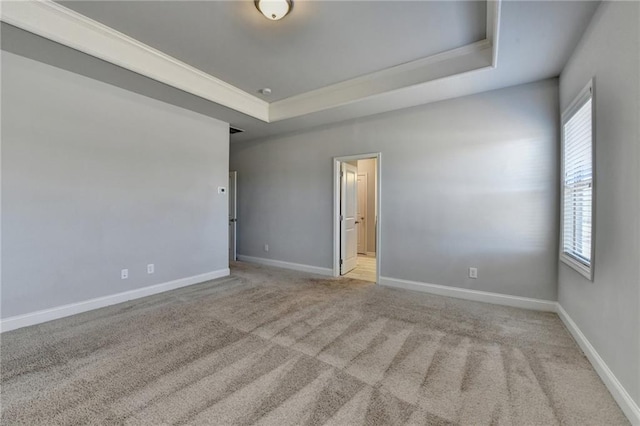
[58,1,487,102]
[1,0,600,141]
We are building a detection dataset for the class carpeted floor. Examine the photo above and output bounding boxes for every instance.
[0,262,629,425]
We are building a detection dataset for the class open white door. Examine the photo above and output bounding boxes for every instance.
[341,163,358,274]
[229,171,237,262]
[357,173,367,254]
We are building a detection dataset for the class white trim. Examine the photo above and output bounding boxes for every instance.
[562,79,594,120]
[0,268,230,333]
[237,255,333,277]
[378,276,557,312]
[0,19,3,322]
[269,40,492,121]
[0,0,501,125]
[559,252,592,280]
[229,170,238,262]
[333,153,382,283]
[333,159,340,276]
[0,0,269,121]
[486,0,502,67]
[270,1,501,121]
[377,275,639,424]
[559,79,595,281]
[556,304,640,425]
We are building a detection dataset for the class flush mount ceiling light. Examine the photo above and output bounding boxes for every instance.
[255,0,293,21]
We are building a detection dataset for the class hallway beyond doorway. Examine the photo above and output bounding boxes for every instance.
[344,254,376,282]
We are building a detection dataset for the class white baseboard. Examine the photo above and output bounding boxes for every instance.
[556,304,640,425]
[0,268,230,333]
[379,276,557,312]
[2,261,637,424]
[379,276,639,423]
[237,255,333,277]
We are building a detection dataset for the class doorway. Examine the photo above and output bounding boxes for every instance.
[333,153,380,283]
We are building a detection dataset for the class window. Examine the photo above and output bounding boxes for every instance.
[561,80,594,280]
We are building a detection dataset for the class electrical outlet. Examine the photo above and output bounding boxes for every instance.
[264,244,269,252]
[121,269,129,279]
[469,267,478,279]
[147,264,155,274]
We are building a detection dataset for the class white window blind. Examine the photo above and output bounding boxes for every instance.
[561,82,594,279]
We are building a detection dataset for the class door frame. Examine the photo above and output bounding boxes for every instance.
[333,153,381,282]
[229,170,237,262]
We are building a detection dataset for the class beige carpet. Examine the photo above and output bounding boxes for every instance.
[1,262,629,425]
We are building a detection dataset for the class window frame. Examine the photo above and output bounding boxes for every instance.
[560,79,596,281]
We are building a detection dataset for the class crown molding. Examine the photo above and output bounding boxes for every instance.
[269,0,500,121]
[269,40,493,121]
[1,0,501,124]
[0,0,270,121]
[487,0,502,67]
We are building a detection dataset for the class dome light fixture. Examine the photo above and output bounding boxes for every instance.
[255,0,292,21]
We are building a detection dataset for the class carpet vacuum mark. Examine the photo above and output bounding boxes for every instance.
[0,262,629,425]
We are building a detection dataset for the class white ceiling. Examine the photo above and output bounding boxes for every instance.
[231,0,599,141]
[3,1,600,142]
[60,1,488,102]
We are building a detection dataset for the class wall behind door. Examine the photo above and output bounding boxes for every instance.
[231,79,559,301]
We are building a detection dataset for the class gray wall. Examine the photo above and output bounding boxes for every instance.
[558,1,640,405]
[231,79,560,300]
[357,159,377,254]
[1,51,230,318]
[0,23,261,135]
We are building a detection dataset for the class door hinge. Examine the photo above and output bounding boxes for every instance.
[340,171,344,177]
[340,259,343,265]
[340,215,343,221]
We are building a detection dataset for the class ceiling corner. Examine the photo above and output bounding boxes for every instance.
[0,0,271,122]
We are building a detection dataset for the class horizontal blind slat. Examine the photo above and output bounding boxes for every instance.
[562,97,593,266]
